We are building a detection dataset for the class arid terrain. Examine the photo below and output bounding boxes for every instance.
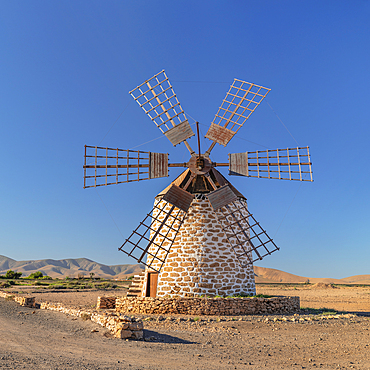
[2,255,370,284]
[257,283,370,313]
[1,283,370,369]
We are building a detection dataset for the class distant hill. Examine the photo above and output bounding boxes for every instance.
[0,255,369,283]
[253,266,370,284]
[0,255,144,279]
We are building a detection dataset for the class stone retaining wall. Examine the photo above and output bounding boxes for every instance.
[40,302,143,339]
[115,296,300,316]
[0,290,143,340]
[0,291,36,306]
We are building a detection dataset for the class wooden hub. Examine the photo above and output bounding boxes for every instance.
[187,155,212,175]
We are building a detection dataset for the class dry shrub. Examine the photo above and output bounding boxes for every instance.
[311,283,336,289]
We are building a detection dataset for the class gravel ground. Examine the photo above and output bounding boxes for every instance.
[1,296,370,369]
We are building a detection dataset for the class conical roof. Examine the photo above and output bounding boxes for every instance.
[156,168,245,199]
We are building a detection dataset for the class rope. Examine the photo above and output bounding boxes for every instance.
[98,100,131,146]
[172,80,229,84]
[266,101,299,146]
[94,188,125,239]
[129,134,165,150]
[265,101,306,238]
[273,174,307,238]
[234,136,270,149]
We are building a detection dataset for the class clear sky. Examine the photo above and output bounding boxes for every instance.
[1,1,369,278]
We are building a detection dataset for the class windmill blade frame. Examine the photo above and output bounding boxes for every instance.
[229,146,313,182]
[207,185,279,267]
[129,70,195,150]
[82,70,313,297]
[205,79,270,151]
[118,185,194,272]
[83,145,168,188]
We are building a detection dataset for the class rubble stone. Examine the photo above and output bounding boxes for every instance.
[115,296,300,316]
[115,329,133,339]
[97,296,116,309]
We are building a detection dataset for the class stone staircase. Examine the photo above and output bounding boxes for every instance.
[126,272,145,297]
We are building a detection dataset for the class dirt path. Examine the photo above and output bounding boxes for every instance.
[1,296,370,369]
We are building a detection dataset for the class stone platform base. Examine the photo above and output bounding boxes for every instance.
[115,296,300,316]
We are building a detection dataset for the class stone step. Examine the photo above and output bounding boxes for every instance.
[131,278,143,283]
[127,293,142,297]
[126,271,145,298]
[132,277,144,282]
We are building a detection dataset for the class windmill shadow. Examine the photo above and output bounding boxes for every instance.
[301,308,370,318]
[143,329,195,344]
[347,311,370,317]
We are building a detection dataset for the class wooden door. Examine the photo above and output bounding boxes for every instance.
[146,272,158,297]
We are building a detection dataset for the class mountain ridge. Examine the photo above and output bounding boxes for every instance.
[0,255,144,279]
[0,255,369,283]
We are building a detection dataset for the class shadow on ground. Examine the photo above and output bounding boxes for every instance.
[348,311,370,317]
[301,308,370,317]
[144,329,195,344]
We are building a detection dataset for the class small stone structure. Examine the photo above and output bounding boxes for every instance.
[96,296,116,309]
[114,318,144,339]
[142,191,255,298]
[116,296,300,316]
[14,296,36,308]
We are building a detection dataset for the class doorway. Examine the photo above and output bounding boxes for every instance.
[146,272,158,297]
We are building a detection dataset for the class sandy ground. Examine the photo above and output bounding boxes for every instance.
[256,284,370,313]
[1,284,370,369]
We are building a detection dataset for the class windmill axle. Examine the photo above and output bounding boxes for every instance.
[187,155,213,175]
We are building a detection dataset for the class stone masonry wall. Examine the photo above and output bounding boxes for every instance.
[116,296,300,316]
[142,195,255,298]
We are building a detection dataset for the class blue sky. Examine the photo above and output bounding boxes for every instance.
[0,1,369,278]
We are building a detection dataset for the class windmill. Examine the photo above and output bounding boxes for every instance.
[83,70,313,298]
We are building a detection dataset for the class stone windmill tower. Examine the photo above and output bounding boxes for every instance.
[83,70,313,298]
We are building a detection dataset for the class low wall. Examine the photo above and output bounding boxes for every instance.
[0,290,143,340]
[115,296,300,316]
[0,291,36,307]
[40,302,143,339]
[97,296,116,309]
